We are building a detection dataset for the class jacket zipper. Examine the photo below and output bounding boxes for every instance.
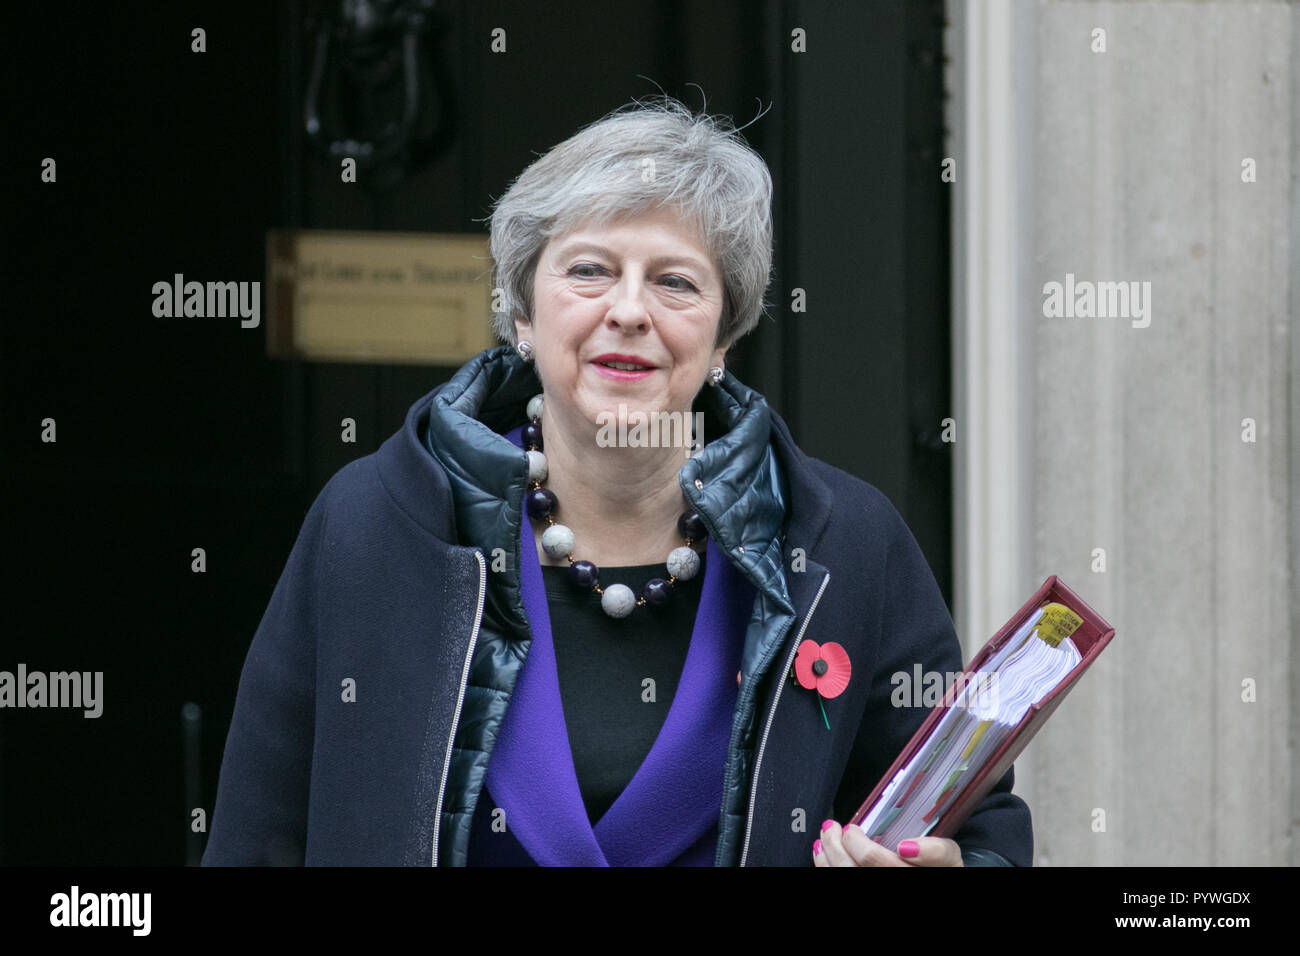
[739,570,831,867]
[431,548,487,866]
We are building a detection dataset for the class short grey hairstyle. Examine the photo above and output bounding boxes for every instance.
[483,95,774,351]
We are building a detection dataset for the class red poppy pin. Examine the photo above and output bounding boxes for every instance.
[793,640,851,729]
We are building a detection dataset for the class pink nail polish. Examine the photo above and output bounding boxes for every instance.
[821,819,835,832]
[898,840,919,858]
[813,839,822,856]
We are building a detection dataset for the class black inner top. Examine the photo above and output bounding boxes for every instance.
[541,551,706,826]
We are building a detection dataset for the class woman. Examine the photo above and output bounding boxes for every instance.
[203,97,1032,867]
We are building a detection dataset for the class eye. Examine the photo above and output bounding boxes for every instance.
[568,263,606,278]
[660,274,698,292]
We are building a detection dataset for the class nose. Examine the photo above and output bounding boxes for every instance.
[603,274,652,334]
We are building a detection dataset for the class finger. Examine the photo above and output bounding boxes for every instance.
[817,820,856,867]
[896,836,964,867]
[843,823,910,867]
[813,835,828,866]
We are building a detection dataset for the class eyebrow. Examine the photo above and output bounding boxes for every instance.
[552,241,714,277]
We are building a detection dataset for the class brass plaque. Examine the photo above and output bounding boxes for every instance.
[266,229,496,365]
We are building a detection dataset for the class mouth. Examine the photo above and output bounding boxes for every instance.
[591,354,658,380]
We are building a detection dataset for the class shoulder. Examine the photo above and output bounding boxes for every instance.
[765,408,908,541]
[305,454,386,531]
[297,444,450,564]
[798,452,916,552]
[311,385,455,540]
[809,457,900,516]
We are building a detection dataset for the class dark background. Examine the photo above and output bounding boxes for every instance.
[0,0,952,864]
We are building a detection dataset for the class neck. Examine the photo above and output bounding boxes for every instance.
[534,407,701,569]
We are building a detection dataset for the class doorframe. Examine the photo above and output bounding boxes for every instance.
[947,0,1035,654]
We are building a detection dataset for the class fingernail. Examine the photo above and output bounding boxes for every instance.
[813,839,822,856]
[898,840,919,858]
[821,819,835,832]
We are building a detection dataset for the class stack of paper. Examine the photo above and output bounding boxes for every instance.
[859,605,1082,847]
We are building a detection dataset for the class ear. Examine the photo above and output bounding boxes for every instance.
[513,313,532,344]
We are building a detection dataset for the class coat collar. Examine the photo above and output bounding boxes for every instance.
[374,344,837,664]
[416,344,807,583]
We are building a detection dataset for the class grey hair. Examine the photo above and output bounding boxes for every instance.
[482,95,774,351]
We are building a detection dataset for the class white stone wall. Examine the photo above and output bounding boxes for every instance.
[950,0,1295,865]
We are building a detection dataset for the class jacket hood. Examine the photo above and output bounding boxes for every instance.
[422,345,792,612]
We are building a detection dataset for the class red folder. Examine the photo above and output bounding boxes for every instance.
[849,575,1115,839]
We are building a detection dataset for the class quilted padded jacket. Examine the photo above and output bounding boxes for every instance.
[202,344,1031,866]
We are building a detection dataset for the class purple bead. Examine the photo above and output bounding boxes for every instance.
[525,487,557,520]
[569,560,599,589]
[678,512,707,541]
[643,578,672,607]
[522,422,543,450]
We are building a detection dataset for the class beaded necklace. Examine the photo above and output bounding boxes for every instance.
[521,393,707,619]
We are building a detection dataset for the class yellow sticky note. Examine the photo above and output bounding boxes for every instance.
[1035,602,1083,647]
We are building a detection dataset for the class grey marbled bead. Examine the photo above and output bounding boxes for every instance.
[600,583,637,618]
[667,546,700,581]
[527,394,545,421]
[526,449,548,482]
[541,523,574,559]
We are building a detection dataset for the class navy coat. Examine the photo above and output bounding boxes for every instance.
[202,346,1031,866]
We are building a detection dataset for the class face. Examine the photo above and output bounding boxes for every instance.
[517,204,728,443]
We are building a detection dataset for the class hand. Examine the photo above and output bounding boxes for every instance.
[812,820,964,867]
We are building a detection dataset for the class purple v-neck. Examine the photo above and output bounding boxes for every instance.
[482,425,750,866]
